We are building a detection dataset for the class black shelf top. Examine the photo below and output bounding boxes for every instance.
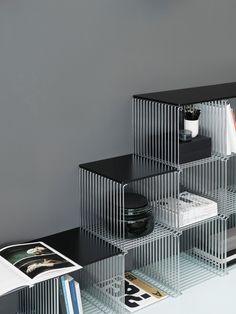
[36,228,122,267]
[133,82,236,106]
[79,154,176,184]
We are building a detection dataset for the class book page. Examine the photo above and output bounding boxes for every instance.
[0,257,27,296]
[0,242,81,284]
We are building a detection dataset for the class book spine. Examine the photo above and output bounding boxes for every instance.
[69,279,79,314]
[75,281,83,314]
[59,280,67,314]
[64,276,74,314]
[60,276,71,314]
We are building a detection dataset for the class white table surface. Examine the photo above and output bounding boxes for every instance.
[139,267,236,314]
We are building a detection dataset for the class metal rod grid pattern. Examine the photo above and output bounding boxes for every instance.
[80,167,180,247]
[227,213,236,270]
[132,98,233,167]
[196,100,228,156]
[80,168,125,247]
[17,255,125,314]
[180,157,227,217]
[132,232,180,296]
[226,155,236,215]
[77,255,125,314]
[17,279,59,314]
[179,216,227,291]
[132,98,180,166]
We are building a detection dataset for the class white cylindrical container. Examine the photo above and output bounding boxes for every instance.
[184,119,199,138]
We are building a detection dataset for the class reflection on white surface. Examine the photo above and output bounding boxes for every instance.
[140,267,236,314]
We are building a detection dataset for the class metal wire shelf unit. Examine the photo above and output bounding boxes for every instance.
[132,95,236,167]
[226,154,236,215]
[79,154,181,297]
[79,154,180,243]
[179,156,227,218]
[226,212,236,271]
[130,230,180,296]
[17,254,125,314]
[179,215,227,291]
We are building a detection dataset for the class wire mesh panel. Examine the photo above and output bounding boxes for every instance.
[226,213,236,270]
[80,160,180,246]
[17,279,59,314]
[17,254,125,314]
[80,167,125,246]
[180,157,227,219]
[132,97,180,166]
[196,100,228,156]
[226,155,236,215]
[179,216,227,291]
[131,231,180,296]
[77,254,125,314]
[132,98,235,167]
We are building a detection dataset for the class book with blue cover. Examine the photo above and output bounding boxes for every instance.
[69,277,80,314]
[60,276,70,314]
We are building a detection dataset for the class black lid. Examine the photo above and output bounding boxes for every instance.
[124,192,148,209]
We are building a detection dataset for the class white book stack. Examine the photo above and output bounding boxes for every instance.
[158,192,218,227]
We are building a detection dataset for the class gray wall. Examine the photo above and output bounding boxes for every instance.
[1,0,236,312]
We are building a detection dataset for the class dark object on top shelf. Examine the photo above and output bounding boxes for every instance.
[184,106,201,138]
[80,154,176,184]
[184,106,201,121]
[179,130,192,142]
[122,192,154,239]
[35,228,122,267]
[179,135,211,164]
[133,82,236,106]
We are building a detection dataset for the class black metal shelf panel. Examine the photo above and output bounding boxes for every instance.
[134,82,236,106]
[79,154,177,184]
[36,227,122,267]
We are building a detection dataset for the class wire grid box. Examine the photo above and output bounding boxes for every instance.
[226,155,236,215]
[17,254,125,314]
[179,215,227,291]
[79,154,181,240]
[179,156,228,217]
[226,212,236,270]
[130,230,180,296]
[133,86,236,167]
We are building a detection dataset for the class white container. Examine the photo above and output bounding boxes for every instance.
[184,119,199,138]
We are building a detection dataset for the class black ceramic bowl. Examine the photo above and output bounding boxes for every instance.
[122,192,154,239]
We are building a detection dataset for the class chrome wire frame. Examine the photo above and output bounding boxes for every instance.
[227,212,236,229]
[226,155,236,215]
[131,232,180,296]
[78,254,125,314]
[80,168,125,248]
[80,167,180,247]
[132,98,233,166]
[226,213,236,271]
[180,157,228,217]
[196,100,228,156]
[132,97,180,166]
[17,255,125,314]
[17,279,59,314]
[179,216,227,291]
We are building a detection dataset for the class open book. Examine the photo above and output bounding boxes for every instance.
[0,242,82,297]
